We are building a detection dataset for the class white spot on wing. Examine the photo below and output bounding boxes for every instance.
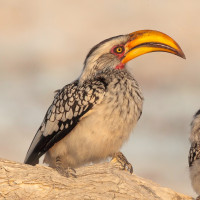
[79,107,83,115]
[65,104,70,111]
[60,106,64,113]
[74,111,78,117]
[56,113,63,120]
[50,113,55,122]
[60,124,64,131]
[67,109,73,120]
[75,105,79,112]
[43,120,59,136]
[61,113,66,121]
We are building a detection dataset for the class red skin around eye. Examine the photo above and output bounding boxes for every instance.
[110,45,125,69]
[110,45,125,59]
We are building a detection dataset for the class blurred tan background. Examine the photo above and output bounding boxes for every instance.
[0,0,199,197]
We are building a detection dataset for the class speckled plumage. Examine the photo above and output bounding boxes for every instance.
[45,69,143,168]
[24,78,107,165]
[24,30,185,176]
[24,34,144,169]
[189,110,200,198]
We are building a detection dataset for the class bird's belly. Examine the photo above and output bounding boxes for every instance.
[190,160,200,194]
[45,98,140,168]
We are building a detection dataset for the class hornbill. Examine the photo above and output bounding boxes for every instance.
[24,30,185,176]
[189,110,200,200]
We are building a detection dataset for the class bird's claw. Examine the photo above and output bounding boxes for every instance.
[111,152,133,174]
[55,156,77,178]
[56,166,77,178]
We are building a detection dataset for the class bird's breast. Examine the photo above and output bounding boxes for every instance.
[46,73,143,168]
[100,76,143,135]
[76,76,144,160]
[190,159,200,194]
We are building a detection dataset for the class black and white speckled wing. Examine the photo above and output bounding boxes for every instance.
[189,142,200,167]
[24,79,107,165]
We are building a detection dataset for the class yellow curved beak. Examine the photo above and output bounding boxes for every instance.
[122,30,185,64]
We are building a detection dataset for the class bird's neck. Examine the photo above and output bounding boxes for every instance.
[79,67,132,86]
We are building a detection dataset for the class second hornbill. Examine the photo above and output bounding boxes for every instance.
[24,30,185,176]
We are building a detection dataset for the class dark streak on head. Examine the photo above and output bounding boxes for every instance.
[194,109,200,117]
[84,35,123,66]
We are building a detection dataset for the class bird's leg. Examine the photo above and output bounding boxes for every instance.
[111,152,133,174]
[55,156,76,178]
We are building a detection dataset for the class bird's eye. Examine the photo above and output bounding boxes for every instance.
[113,46,124,54]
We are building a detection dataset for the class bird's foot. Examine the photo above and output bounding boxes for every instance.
[111,152,133,174]
[196,196,200,200]
[56,166,77,178]
[55,156,76,178]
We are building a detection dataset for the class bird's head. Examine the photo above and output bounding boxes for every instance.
[80,30,185,82]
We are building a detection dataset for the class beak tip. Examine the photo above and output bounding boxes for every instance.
[179,51,186,59]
